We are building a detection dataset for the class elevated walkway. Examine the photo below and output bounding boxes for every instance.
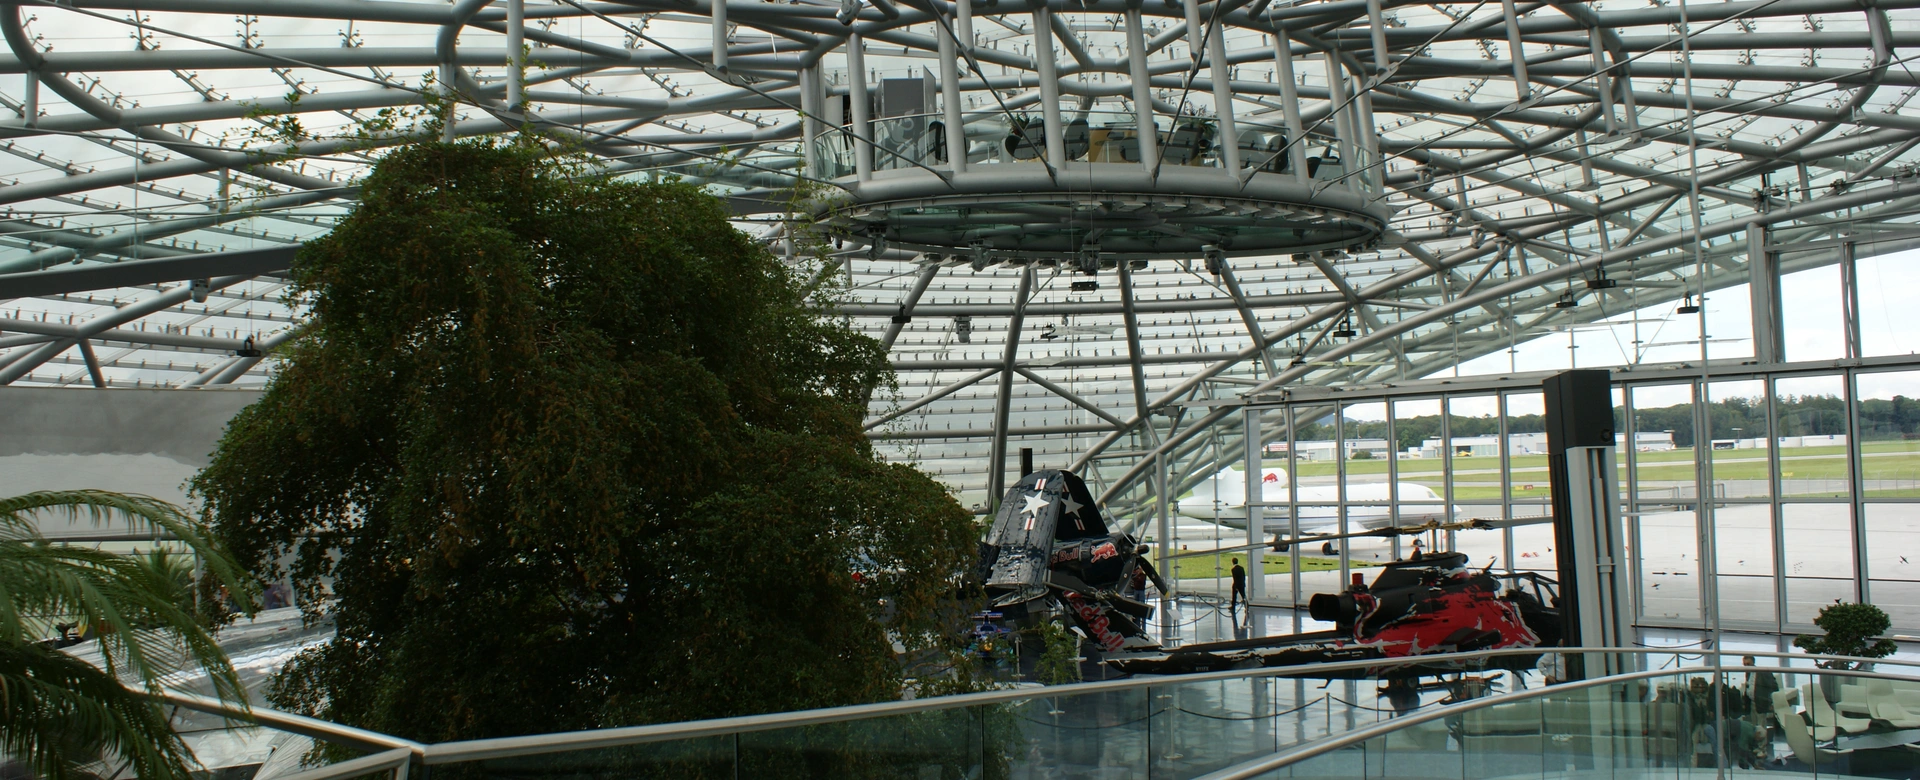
[160,648,1920,780]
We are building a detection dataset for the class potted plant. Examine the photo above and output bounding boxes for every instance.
[1794,601,1897,701]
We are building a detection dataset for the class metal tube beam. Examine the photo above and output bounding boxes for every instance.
[507,0,525,107]
[1214,260,1279,377]
[865,367,1001,430]
[848,34,874,181]
[879,263,939,350]
[936,6,967,174]
[76,339,105,387]
[711,0,727,72]
[1012,366,1128,427]
[1502,0,1531,102]
[1124,7,1160,174]
[985,266,1035,509]
[1115,259,1154,435]
[1205,14,1243,177]
[1269,31,1309,183]
[0,275,253,385]
[1031,5,1067,168]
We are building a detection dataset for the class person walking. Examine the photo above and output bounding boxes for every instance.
[1229,557,1247,616]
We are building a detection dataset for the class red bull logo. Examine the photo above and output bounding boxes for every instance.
[1065,592,1124,652]
[1090,542,1117,563]
[1262,472,1280,483]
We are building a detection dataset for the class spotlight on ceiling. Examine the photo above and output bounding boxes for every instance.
[1676,294,1702,314]
[1070,280,1100,292]
[954,315,973,343]
[1202,244,1225,277]
[1331,315,1357,338]
[1555,291,1578,309]
[1586,268,1617,290]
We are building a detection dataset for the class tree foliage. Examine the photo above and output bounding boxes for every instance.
[1795,601,1898,670]
[191,142,978,742]
[0,490,253,780]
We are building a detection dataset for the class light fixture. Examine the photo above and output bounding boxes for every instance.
[1202,245,1225,277]
[1585,267,1617,290]
[890,305,912,324]
[1331,315,1357,338]
[1555,291,1577,309]
[1077,243,1102,274]
[235,336,261,358]
[1070,280,1099,292]
[969,239,993,271]
[954,315,973,344]
[1676,294,1701,314]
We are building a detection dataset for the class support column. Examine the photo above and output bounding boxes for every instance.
[936,5,967,174]
[1747,224,1780,363]
[21,72,34,127]
[1841,238,1861,359]
[848,35,874,181]
[1031,4,1067,167]
[1546,369,1635,680]
[1321,52,1356,186]
[506,0,525,108]
[955,0,974,52]
[1588,28,1617,134]
[1156,451,1173,606]
[711,0,727,72]
[1117,260,1154,439]
[986,266,1036,510]
[800,66,820,177]
[1204,17,1242,176]
[1123,6,1160,174]
[440,62,458,142]
[1244,408,1265,604]
[1269,32,1308,183]
[1363,0,1390,69]
[1501,0,1530,102]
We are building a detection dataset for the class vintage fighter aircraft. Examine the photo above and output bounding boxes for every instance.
[976,469,1168,654]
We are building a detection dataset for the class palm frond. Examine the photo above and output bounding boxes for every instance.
[0,491,256,706]
[0,640,197,780]
[0,490,253,601]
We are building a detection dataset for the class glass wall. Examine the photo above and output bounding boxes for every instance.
[1174,360,1920,637]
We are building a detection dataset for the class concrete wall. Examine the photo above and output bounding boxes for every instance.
[0,387,261,534]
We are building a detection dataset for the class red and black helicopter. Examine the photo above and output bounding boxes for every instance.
[976,469,1563,678]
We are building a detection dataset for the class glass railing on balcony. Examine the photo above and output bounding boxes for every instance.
[1201,660,1920,780]
[159,648,1920,780]
[814,111,1377,196]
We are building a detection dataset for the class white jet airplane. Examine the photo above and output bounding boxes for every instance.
[1174,467,1454,549]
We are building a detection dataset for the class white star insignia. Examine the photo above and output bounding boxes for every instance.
[1061,495,1084,518]
[1020,492,1051,516]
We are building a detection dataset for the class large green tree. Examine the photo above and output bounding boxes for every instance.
[192,142,978,742]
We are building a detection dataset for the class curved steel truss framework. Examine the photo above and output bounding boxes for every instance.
[1,0,1918,509]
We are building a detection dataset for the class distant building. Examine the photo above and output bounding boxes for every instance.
[1266,438,1390,461]
[1617,431,1675,451]
[1417,431,1549,459]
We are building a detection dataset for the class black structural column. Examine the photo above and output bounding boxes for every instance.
[1544,369,1635,680]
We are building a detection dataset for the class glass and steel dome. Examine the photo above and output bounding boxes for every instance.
[1,0,1917,509]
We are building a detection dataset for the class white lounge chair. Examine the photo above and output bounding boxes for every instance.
[1804,683,1871,735]
[1779,710,1852,767]
[1865,679,1920,728]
